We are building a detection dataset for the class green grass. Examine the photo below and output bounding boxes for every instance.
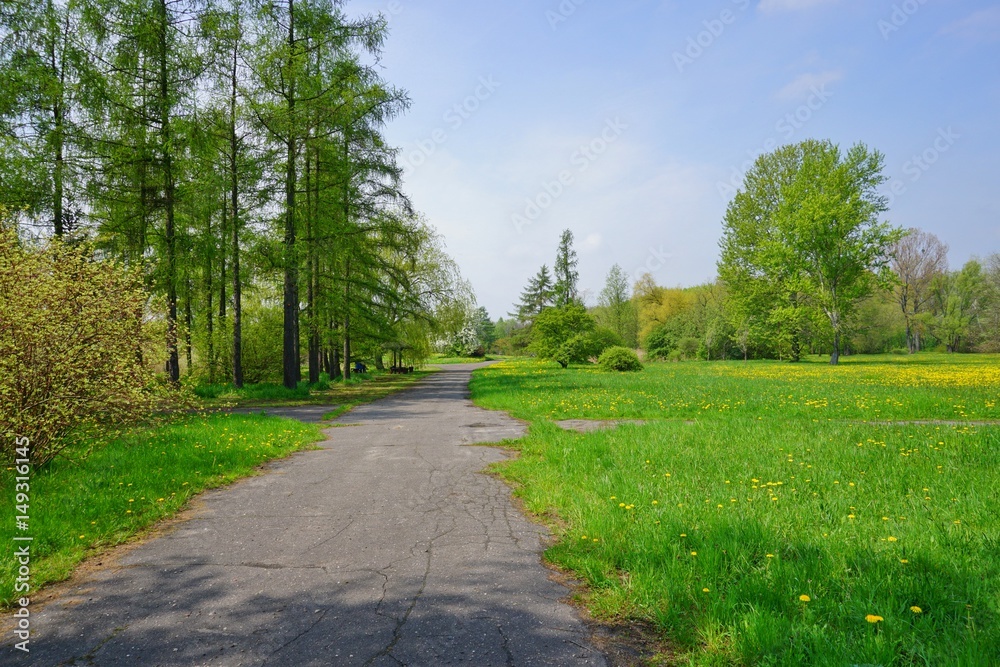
[0,413,324,606]
[471,355,1000,665]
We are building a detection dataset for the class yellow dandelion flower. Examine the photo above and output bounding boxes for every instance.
[702,588,710,593]
[799,595,811,602]
[887,536,898,542]
[691,551,697,556]
[865,614,883,623]
[910,606,922,614]
[766,554,775,558]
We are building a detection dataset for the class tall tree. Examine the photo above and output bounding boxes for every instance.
[719,140,901,364]
[553,228,579,307]
[890,229,948,353]
[514,265,554,322]
[0,0,89,235]
[597,263,637,347]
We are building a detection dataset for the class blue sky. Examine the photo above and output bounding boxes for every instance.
[346,0,1000,318]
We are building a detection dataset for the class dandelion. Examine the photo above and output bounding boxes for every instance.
[766,554,775,558]
[799,595,811,602]
[900,559,909,564]
[691,551,697,556]
[865,614,884,623]
[887,536,898,542]
[910,606,922,614]
[702,588,710,593]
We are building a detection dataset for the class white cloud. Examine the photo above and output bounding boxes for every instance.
[942,7,1000,43]
[758,0,839,13]
[775,70,843,101]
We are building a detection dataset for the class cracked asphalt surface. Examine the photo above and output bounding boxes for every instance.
[6,363,607,666]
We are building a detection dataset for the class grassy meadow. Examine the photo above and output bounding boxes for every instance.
[471,354,1000,665]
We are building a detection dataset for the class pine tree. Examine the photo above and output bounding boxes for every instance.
[553,229,579,307]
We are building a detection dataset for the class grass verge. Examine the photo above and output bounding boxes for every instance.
[472,356,1000,665]
[0,413,324,607]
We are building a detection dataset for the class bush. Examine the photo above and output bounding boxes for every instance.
[0,225,161,465]
[532,304,596,368]
[598,346,643,372]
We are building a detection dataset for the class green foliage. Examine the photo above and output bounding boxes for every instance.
[0,226,162,466]
[514,265,555,321]
[531,303,596,368]
[553,229,579,307]
[240,302,285,384]
[596,264,639,347]
[597,346,643,372]
[719,140,902,364]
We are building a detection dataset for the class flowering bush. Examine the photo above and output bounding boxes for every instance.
[0,225,162,465]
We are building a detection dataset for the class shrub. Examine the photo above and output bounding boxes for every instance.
[598,346,644,372]
[532,304,596,368]
[0,225,161,465]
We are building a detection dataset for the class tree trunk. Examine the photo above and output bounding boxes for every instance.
[205,212,215,384]
[332,344,342,380]
[158,0,179,384]
[229,49,243,389]
[184,281,193,373]
[281,0,300,389]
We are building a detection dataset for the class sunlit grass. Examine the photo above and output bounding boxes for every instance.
[473,355,1000,665]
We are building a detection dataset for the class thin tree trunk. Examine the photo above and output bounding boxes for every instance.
[228,47,243,388]
[219,198,227,319]
[282,0,300,389]
[157,0,179,384]
[184,280,193,373]
[206,212,215,384]
[343,259,352,380]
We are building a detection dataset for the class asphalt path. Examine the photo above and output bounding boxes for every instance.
[5,363,607,666]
